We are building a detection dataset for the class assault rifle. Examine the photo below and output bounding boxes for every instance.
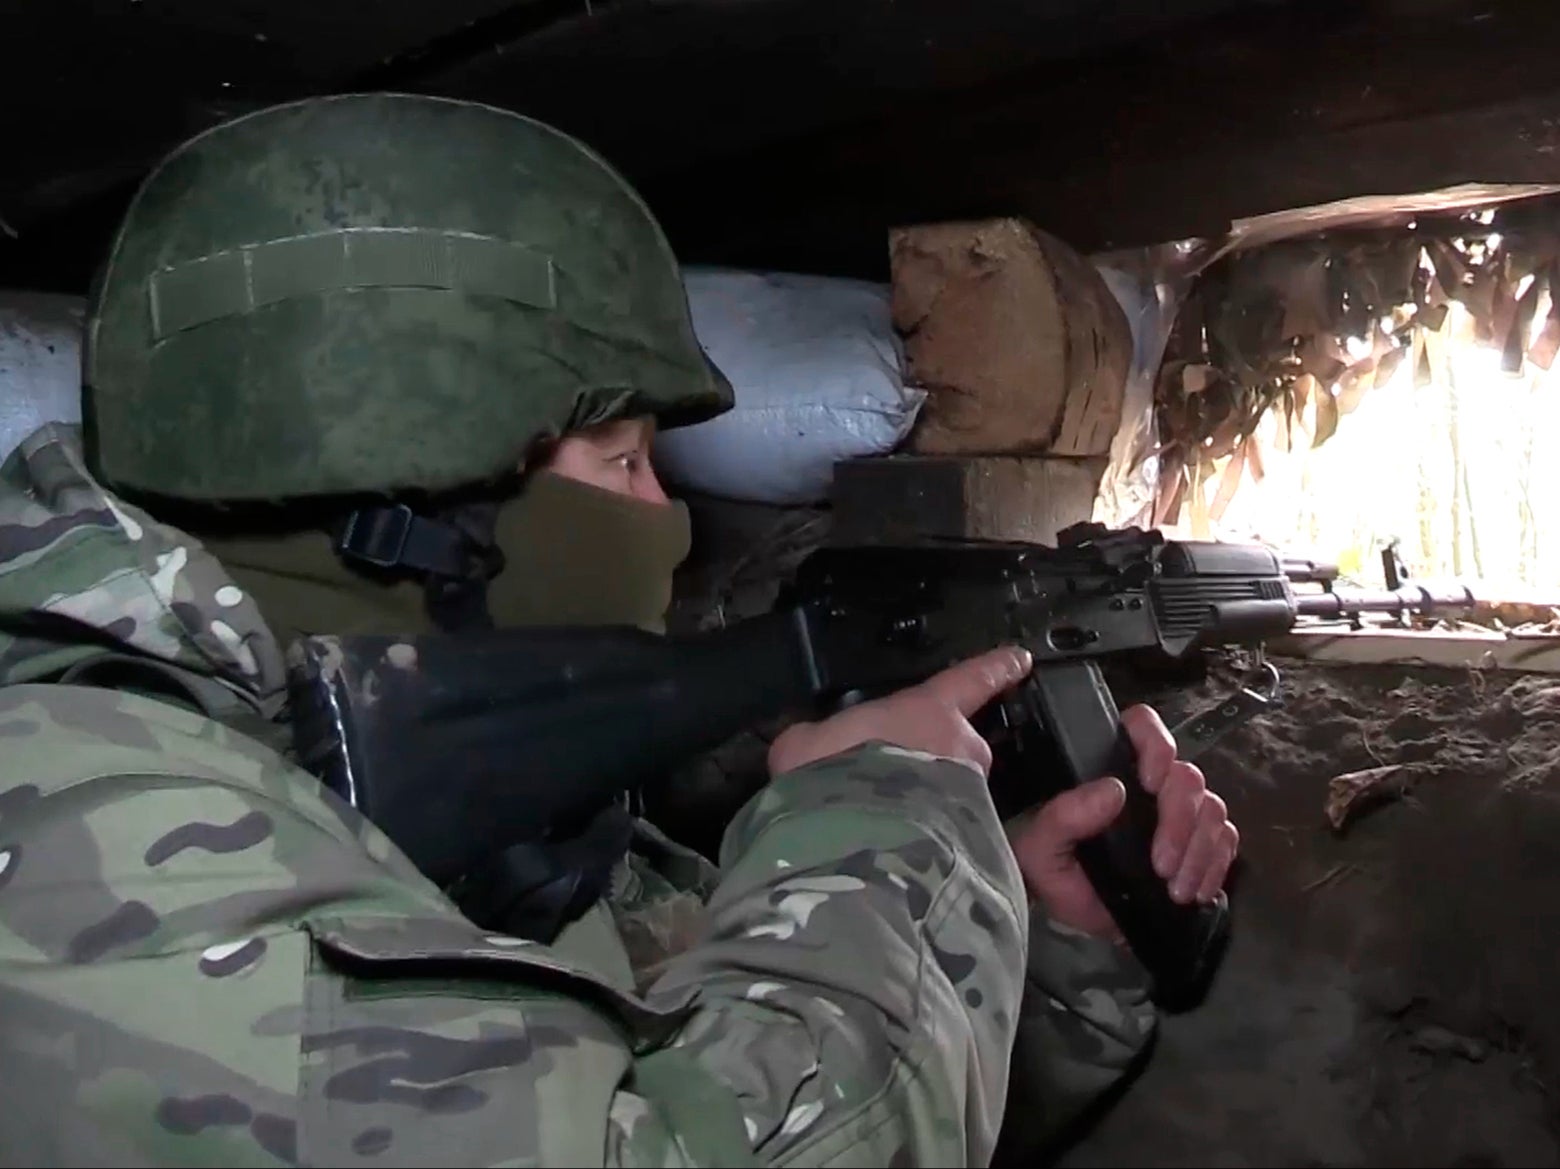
[287,523,1475,1008]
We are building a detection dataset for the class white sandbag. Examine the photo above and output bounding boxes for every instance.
[0,291,85,462]
[655,266,925,505]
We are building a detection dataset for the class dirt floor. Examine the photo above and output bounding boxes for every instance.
[1050,657,1560,1169]
[661,495,1560,1169]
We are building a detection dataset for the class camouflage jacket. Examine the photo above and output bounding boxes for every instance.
[0,423,1155,1167]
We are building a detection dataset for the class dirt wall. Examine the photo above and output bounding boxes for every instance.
[1051,659,1560,1169]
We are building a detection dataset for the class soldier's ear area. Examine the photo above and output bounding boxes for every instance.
[518,438,555,476]
[518,422,585,478]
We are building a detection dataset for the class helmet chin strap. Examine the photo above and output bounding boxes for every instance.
[331,499,505,632]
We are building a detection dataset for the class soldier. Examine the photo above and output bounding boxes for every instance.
[0,93,1236,1166]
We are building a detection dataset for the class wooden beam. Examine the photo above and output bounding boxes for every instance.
[0,0,1290,290]
[12,0,1560,289]
[1273,628,1560,674]
[646,0,1560,276]
[830,455,1107,546]
[0,0,538,225]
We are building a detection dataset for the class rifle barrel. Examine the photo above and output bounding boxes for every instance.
[1294,583,1477,620]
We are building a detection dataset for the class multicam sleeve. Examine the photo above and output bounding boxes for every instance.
[995,911,1158,1159]
[609,741,1033,1169]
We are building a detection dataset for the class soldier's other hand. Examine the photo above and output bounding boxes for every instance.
[1007,703,1239,942]
[767,646,1033,779]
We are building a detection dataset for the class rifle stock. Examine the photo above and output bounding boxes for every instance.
[288,610,824,891]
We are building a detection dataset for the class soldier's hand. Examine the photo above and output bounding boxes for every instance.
[768,646,1033,779]
[1007,703,1239,942]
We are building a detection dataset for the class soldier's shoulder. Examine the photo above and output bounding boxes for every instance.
[0,683,720,1166]
[2,680,284,774]
[0,678,439,894]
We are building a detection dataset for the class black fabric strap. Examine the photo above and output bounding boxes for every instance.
[334,501,505,633]
[335,504,471,576]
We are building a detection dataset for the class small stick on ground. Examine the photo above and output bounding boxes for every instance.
[1302,862,1359,893]
[1326,764,1418,833]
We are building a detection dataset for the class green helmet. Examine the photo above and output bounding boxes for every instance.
[83,92,734,503]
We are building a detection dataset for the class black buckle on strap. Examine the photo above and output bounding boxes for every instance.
[335,504,416,570]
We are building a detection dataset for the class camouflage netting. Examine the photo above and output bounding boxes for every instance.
[1151,194,1560,529]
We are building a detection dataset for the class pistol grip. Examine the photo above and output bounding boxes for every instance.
[1017,660,1229,1009]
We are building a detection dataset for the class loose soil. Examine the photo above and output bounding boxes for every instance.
[1050,658,1560,1169]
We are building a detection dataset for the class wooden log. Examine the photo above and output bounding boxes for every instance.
[889,217,1132,460]
[830,453,1106,546]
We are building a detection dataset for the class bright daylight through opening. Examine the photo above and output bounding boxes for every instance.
[1156,220,1560,602]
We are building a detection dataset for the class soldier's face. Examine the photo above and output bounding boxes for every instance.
[537,416,669,505]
